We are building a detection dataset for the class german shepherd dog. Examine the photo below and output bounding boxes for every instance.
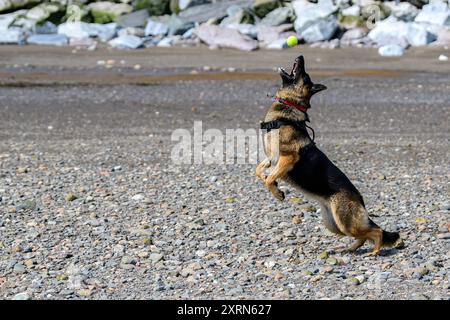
[256,55,401,256]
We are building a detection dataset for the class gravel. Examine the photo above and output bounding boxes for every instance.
[0,56,449,300]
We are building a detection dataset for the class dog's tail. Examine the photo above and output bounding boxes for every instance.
[382,230,400,247]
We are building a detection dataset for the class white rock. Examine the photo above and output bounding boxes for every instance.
[378,44,405,57]
[27,34,68,46]
[157,37,174,47]
[145,18,169,36]
[341,5,360,17]
[301,15,338,43]
[58,22,117,41]
[0,10,25,31]
[58,22,90,39]
[194,24,258,51]
[341,28,366,41]
[406,23,437,46]
[368,16,409,48]
[259,6,293,26]
[256,24,292,46]
[266,38,287,49]
[13,292,30,300]
[384,1,419,22]
[131,193,145,201]
[438,54,449,61]
[35,21,57,34]
[415,1,450,27]
[225,23,258,38]
[293,0,337,32]
[0,27,25,44]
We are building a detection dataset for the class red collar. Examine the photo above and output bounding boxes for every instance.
[275,97,309,113]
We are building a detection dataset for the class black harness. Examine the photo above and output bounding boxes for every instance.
[260,118,315,142]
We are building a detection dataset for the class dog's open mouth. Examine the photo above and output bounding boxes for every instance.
[278,56,304,81]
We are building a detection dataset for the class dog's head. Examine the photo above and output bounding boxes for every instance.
[277,55,327,105]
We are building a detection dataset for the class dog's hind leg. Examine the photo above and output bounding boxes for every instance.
[265,154,298,201]
[335,239,366,253]
[255,158,271,182]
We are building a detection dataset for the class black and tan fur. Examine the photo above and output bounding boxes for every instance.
[256,55,401,256]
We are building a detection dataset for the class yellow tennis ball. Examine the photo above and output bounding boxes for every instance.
[286,35,298,47]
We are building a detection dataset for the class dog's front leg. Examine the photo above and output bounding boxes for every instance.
[255,158,271,181]
[265,154,298,201]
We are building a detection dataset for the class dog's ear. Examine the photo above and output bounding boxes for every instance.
[278,67,294,86]
[311,83,327,95]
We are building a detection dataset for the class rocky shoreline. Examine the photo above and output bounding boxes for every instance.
[1,0,449,57]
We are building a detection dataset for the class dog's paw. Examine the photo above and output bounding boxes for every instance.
[273,189,285,202]
[364,250,380,257]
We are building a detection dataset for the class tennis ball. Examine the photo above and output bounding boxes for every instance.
[286,35,298,47]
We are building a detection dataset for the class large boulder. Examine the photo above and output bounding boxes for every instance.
[58,22,117,41]
[133,0,170,16]
[293,0,338,42]
[383,1,419,22]
[26,3,62,23]
[145,15,193,37]
[378,44,405,57]
[301,15,338,43]
[0,10,25,30]
[27,33,68,46]
[414,0,450,26]
[369,15,439,47]
[116,9,149,28]
[179,0,252,24]
[225,23,258,38]
[293,0,337,31]
[220,5,254,26]
[194,23,258,51]
[109,34,143,49]
[170,0,209,13]
[435,28,450,45]
[252,0,279,18]
[406,22,437,46]
[88,2,133,24]
[144,17,169,36]
[368,16,409,48]
[0,0,39,13]
[0,27,25,44]
[256,23,293,46]
[259,6,293,26]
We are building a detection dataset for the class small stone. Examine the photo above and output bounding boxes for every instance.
[13,263,26,274]
[323,266,334,273]
[13,292,30,300]
[17,167,28,173]
[225,197,236,203]
[77,289,92,297]
[326,257,338,265]
[292,215,302,224]
[65,193,77,202]
[347,277,360,286]
[303,270,313,276]
[131,194,144,201]
[138,251,149,258]
[24,259,34,269]
[56,274,69,281]
[437,232,450,239]
[149,253,163,263]
[318,251,329,259]
[143,238,152,245]
[415,217,427,224]
[289,197,303,203]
